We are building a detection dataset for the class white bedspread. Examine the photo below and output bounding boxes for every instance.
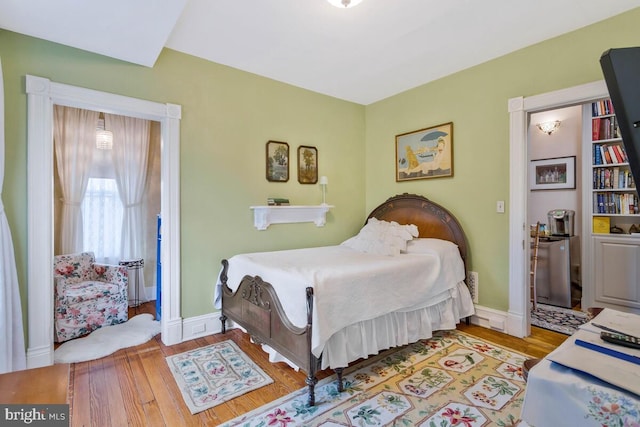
[215,244,466,358]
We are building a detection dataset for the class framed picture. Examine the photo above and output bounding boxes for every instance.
[266,140,289,182]
[396,122,453,181]
[529,156,576,190]
[297,145,318,184]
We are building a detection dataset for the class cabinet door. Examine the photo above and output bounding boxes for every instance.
[594,236,640,310]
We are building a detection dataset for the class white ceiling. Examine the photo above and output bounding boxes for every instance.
[1,0,638,105]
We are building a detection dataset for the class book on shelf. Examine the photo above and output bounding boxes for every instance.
[594,144,603,165]
[601,145,613,164]
[612,144,625,163]
[607,145,619,164]
[592,99,615,117]
[267,198,290,206]
[592,117,601,140]
[614,144,628,163]
[593,216,610,234]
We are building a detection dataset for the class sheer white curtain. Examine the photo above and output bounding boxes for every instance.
[108,114,150,301]
[82,177,123,265]
[0,57,26,373]
[54,106,99,254]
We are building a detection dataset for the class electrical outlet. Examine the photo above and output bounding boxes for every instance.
[468,271,479,304]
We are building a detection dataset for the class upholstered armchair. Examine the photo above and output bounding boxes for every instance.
[53,252,128,342]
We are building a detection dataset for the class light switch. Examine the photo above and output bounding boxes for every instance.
[496,200,505,213]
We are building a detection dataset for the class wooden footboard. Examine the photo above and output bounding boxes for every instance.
[219,259,328,406]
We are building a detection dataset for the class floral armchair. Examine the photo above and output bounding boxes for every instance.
[53,252,128,342]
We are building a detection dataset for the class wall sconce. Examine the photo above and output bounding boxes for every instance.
[536,120,561,135]
[327,0,364,8]
[319,176,328,205]
[96,112,113,150]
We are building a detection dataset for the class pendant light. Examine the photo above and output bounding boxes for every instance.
[96,112,113,150]
[327,0,364,8]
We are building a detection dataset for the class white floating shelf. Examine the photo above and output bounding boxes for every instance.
[250,205,333,230]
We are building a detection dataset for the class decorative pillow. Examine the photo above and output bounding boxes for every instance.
[341,217,419,256]
[402,238,459,255]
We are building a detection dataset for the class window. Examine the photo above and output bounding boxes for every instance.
[82,177,123,264]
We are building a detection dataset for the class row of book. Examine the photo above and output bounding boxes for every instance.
[593,143,628,165]
[593,167,636,190]
[267,198,290,206]
[594,192,639,215]
[591,99,615,117]
[591,116,620,141]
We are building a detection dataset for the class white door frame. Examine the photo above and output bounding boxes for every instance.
[25,75,183,367]
[507,80,608,337]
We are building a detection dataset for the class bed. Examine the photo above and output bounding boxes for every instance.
[215,193,474,405]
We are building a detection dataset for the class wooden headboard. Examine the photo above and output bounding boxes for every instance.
[367,193,468,269]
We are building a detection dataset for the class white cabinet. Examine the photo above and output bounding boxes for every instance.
[593,235,640,312]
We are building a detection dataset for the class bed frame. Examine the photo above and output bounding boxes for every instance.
[219,193,469,406]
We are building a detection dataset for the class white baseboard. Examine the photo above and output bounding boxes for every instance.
[181,312,224,342]
[175,305,511,346]
[469,305,509,332]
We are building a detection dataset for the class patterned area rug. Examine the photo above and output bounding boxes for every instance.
[166,340,273,414]
[220,330,531,426]
[530,303,589,335]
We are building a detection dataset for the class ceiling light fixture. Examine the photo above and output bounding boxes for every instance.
[536,120,561,135]
[327,0,364,8]
[96,112,113,150]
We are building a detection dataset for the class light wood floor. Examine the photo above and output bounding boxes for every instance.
[60,303,566,426]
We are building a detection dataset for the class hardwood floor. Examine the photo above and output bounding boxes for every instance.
[61,303,567,426]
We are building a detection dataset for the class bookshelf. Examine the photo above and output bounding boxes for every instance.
[582,99,640,313]
[588,98,639,235]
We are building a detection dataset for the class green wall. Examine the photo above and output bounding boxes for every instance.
[365,7,640,310]
[1,7,639,337]
[0,30,366,323]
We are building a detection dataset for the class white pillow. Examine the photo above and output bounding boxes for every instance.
[341,217,419,256]
[402,238,459,255]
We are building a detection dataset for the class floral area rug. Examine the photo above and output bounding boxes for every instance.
[166,340,273,414]
[531,303,589,335]
[220,330,531,426]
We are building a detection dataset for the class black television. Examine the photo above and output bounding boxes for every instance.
[600,47,640,195]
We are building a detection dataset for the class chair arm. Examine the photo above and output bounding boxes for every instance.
[54,276,75,294]
[92,263,128,288]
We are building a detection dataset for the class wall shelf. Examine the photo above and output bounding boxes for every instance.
[250,205,333,230]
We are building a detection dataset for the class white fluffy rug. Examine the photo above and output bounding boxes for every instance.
[54,313,161,363]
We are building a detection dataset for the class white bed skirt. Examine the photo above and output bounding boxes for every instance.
[259,281,475,370]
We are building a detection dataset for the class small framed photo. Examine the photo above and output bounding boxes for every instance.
[529,156,576,190]
[396,122,453,181]
[297,145,318,184]
[266,140,289,182]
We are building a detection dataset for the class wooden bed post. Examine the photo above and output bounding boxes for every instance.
[305,287,318,406]
[220,259,229,334]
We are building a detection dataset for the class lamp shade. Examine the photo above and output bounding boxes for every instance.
[319,176,328,185]
[536,120,561,135]
[96,115,113,150]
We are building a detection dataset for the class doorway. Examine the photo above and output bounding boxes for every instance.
[507,80,609,338]
[25,76,182,368]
